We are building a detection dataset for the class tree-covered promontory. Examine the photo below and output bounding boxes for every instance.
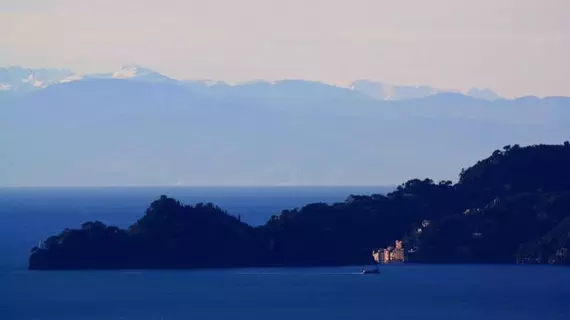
[29,142,570,269]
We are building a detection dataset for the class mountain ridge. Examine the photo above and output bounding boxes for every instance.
[1,65,561,101]
[1,66,570,187]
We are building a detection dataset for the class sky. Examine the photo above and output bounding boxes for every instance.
[0,0,569,98]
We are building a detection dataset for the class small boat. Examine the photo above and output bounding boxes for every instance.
[360,269,380,274]
[361,268,380,274]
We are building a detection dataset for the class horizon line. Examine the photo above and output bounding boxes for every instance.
[0,184,398,189]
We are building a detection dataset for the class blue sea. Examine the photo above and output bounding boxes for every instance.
[1,265,569,319]
[1,187,569,319]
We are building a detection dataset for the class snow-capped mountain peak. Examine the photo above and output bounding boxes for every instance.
[20,73,47,88]
[349,80,444,101]
[467,88,501,101]
[21,74,35,84]
[111,65,171,82]
[0,67,73,92]
[112,65,143,79]
[0,65,176,92]
[59,74,84,84]
[349,80,504,101]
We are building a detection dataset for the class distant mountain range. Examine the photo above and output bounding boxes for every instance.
[0,65,171,92]
[0,67,75,92]
[349,80,500,101]
[1,65,504,101]
[1,66,569,186]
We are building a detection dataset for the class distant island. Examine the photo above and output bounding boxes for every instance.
[28,142,570,270]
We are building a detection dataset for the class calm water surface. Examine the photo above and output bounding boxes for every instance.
[1,265,569,320]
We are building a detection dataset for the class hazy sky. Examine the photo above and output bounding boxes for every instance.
[1,0,569,97]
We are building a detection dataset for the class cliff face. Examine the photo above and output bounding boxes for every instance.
[29,143,570,269]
